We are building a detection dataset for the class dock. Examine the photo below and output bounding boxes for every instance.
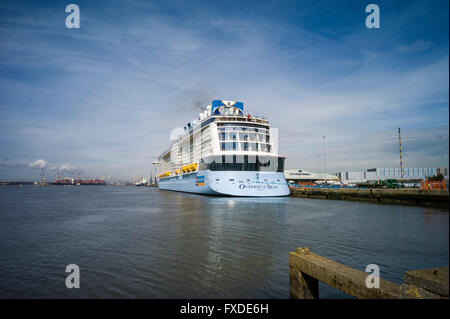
[289,247,449,299]
[289,186,449,207]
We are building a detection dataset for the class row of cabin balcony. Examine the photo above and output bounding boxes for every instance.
[218,132,270,143]
[217,127,269,134]
[219,142,271,153]
[183,114,269,132]
[214,116,269,125]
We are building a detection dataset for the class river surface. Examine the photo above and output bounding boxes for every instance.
[0,185,448,298]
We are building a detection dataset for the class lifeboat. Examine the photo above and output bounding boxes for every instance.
[177,163,198,174]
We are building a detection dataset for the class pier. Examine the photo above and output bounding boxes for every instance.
[289,186,449,207]
[289,247,449,299]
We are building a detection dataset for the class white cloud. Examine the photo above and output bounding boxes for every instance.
[396,39,433,53]
[28,159,46,169]
[59,163,77,173]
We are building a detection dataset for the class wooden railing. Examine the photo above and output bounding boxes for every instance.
[289,247,449,299]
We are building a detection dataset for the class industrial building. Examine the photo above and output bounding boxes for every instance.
[333,167,447,183]
[284,169,339,184]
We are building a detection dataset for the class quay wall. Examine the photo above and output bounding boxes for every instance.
[289,187,449,207]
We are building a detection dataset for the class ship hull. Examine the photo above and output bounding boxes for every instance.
[157,170,290,197]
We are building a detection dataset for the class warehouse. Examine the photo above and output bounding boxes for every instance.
[333,168,443,183]
[284,169,339,184]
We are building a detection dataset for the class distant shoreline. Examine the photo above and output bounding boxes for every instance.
[0,182,157,187]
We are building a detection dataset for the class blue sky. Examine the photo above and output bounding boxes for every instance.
[0,0,448,181]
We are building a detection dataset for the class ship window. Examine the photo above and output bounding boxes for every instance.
[258,144,271,152]
[199,155,285,172]
[249,143,258,151]
[217,123,268,129]
[221,142,238,151]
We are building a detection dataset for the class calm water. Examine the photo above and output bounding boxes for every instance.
[0,185,448,298]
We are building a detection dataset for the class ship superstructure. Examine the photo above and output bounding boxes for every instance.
[154,100,290,196]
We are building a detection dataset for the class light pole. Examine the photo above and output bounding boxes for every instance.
[322,136,327,183]
[398,128,403,182]
[152,161,159,185]
[316,154,320,177]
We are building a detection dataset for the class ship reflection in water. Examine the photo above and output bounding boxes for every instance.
[0,186,448,298]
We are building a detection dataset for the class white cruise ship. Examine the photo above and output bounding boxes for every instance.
[154,100,290,196]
